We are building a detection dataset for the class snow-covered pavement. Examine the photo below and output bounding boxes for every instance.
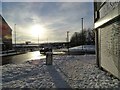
[2,55,120,88]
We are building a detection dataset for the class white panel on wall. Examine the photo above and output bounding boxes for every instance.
[100,21,120,79]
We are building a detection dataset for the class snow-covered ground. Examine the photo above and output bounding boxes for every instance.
[69,45,95,54]
[2,55,120,88]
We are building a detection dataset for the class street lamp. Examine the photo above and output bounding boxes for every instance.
[14,24,16,49]
[67,31,69,42]
[81,18,84,50]
[67,31,69,54]
[37,33,39,49]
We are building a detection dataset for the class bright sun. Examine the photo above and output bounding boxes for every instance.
[30,24,46,38]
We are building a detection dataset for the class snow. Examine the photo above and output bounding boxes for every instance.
[2,55,120,88]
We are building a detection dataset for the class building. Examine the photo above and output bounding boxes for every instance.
[0,15,12,51]
[94,1,120,79]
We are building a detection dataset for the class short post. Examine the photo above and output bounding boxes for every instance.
[46,52,53,65]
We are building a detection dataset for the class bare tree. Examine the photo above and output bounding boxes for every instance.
[70,28,95,47]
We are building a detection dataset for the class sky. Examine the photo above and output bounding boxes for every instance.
[2,2,94,44]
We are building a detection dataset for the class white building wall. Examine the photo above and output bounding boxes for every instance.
[99,22,120,79]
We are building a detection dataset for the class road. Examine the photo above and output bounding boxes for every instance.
[2,51,46,65]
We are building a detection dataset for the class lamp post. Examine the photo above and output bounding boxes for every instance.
[81,18,83,50]
[67,31,69,54]
[37,33,39,49]
[38,34,39,46]
[14,24,16,50]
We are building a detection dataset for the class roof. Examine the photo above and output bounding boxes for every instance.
[0,14,12,31]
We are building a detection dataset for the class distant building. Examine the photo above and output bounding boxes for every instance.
[0,15,12,51]
[94,1,120,79]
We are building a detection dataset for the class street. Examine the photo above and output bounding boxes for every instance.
[2,51,46,65]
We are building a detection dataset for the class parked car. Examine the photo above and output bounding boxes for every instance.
[40,47,52,54]
[69,45,95,55]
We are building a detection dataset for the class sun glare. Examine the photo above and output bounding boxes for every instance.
[30,24,46,38]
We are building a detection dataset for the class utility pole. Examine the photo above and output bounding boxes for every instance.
[81,18,83,50]
[14,24,16,49]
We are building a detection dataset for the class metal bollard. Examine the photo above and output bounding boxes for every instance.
[46,52,53,65]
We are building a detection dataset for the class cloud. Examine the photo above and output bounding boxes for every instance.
[0,1,2,15]
[2,2,94,43]
[2,0,94,2]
